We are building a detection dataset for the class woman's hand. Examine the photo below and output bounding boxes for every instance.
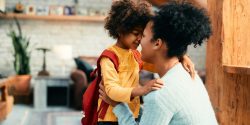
[181,55,195,79]
[99,83,119,107]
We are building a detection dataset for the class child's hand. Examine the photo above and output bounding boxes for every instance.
[142,78,164,95]
[99,83,119,107]
[181,55,195,79]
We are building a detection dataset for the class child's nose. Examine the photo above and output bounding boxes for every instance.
[137,34,142,41]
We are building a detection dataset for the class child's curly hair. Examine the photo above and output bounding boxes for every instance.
[152,1,212,58]
[105,0,152,39]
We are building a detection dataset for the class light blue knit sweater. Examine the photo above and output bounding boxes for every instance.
[113,63,218,125]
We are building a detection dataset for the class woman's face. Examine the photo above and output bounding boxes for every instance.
[140,22,155,63]
[118,28,143,50]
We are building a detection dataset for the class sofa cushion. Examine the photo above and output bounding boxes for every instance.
[74,57,94,82]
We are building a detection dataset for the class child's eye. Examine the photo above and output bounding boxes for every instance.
[133,32,139,36]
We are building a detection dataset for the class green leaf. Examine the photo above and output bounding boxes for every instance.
[7,17,31,75]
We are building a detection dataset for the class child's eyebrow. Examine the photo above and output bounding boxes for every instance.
[132,30,142,34]
[133,29,140,32]
[133,28,143,32]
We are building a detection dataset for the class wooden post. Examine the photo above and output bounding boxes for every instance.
[206,0,250,124]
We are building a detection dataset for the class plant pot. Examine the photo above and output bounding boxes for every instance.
[8,75,31,95]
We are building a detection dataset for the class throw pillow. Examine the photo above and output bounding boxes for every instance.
[74,57,94,82]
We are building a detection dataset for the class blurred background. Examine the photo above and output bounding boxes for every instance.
[0,0,207,77]
[0,0,223,125]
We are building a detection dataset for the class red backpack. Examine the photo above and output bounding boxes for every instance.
[81,49,143,125]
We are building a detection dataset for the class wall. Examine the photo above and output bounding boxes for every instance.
[0,19,114,76]
[0,0,207,77]
[4,0,111,13]
[206,0,250,124]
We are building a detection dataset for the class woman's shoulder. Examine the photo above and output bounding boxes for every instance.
[143,88,179,113]
[143,90,157,103]
[143,88,171,104]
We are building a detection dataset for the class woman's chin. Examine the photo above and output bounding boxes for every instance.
[141,56,147,62]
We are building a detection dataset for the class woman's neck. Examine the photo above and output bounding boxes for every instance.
[155,57,179,78]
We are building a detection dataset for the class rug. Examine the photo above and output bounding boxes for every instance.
[27,110,83,125]
[0,105,83,125]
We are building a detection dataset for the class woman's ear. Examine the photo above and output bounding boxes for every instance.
[153,38,163,50]
[118,33,122,37]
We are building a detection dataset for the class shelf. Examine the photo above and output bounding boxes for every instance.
[223,64,250,75]
[0,13,106,22]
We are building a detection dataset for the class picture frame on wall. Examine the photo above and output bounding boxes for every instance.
[36,6,49,16]
[49,5,64,15]
[26,5,36,15]
[56,6,64,15]
[64,6,75,15]
[76,7,88,16]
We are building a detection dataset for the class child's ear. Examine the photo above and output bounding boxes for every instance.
[153,38,163,50]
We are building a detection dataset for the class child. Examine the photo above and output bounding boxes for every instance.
[98,0,194,124]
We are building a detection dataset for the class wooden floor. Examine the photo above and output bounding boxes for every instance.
[0,104,82,125]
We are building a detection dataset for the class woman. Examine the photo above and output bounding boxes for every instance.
[99,2,218,125]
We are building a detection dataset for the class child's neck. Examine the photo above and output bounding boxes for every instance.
[115,40,129,50]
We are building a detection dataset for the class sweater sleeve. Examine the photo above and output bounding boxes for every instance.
[134,50,156,73]
[113,97,174,125]
[100,57,134,103]
[142,61,156,73]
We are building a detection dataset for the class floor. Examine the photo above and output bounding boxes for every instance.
[0,105,83,125]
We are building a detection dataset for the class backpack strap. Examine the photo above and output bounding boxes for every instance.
[95,49,119,119]
[90,49,119,78]
[91,49,142,78]
[96,49,143,119]
[97,50,119,71]
[82,49,119,125]
[132,50,143,70]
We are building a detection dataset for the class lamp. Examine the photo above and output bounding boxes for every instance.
[37,48,51,76]
[0,0,5,13]
[53,45,72,76]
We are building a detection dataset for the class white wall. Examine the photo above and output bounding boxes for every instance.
[0,19,115,76]
[0,0,207,77]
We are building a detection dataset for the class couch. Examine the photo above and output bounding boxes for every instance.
[70,56,97,110]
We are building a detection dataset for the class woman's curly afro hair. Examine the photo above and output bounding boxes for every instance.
[105,0,152,39]
[152,1,212,58]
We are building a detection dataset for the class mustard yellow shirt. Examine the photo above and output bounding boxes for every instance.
[98,45,155,122]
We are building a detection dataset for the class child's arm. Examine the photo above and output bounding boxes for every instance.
[100,57,163,102]
[179,55,195,79]
[100,57,134,103]
[99,79,163,107]
[99,83,171,125]
[131,79,163,98]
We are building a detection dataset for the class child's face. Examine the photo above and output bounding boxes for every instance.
[118,27,143,50]
[141,22,155,63]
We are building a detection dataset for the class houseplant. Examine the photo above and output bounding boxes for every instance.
[7,17,32,95]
